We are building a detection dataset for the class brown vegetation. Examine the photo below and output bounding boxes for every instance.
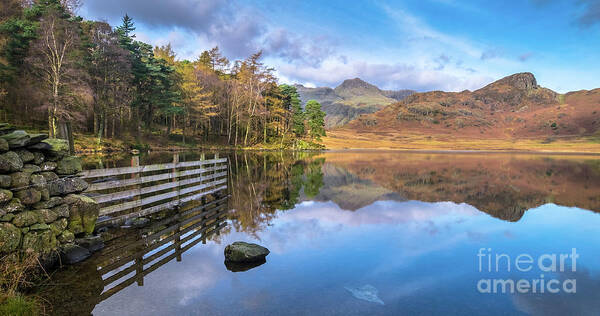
[326,73,600,152]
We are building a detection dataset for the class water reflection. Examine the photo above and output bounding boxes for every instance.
[40,195,229,315]
[40,151,600,315]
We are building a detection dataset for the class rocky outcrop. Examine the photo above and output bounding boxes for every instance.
[0,127,99,259]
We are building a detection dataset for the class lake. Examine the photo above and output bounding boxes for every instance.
[38,151,600,315]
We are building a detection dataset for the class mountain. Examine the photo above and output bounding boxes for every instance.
[295,78,415,128]
[338,72,600,140]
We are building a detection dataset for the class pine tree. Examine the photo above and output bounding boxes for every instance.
[118,14,135,38]
[305,100,326,141]
[280,84,304,137]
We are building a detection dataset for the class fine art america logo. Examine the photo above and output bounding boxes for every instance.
[477,248,579,294]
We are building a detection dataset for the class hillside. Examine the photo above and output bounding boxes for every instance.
[295,78,415,128]
[325,73,600,150]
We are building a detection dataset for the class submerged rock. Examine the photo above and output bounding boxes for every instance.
[75,235,104,253]
[224,241,270,263]
[60,244,90,264]
[125,217,150,228]
[344,285,384,305]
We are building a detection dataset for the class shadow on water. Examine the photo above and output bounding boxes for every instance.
[224,258,267,272]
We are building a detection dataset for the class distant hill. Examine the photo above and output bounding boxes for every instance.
[340,72,600,140]
[295,78,415,128]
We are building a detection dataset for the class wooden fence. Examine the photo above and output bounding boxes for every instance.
[79,153,228,226]
[95,196,229,301]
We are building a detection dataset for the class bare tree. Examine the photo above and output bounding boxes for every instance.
[27,9,79,137]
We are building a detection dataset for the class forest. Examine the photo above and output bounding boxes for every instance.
[0,0,327,149]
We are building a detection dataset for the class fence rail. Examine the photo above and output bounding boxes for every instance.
[81,153,228,226]
[96,196,229,302]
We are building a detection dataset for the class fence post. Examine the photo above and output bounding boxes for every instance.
[172,153,180,208]
[214,153,219,181]
[175,221,182,262]
[131,155,141,223]
[135,254,144,286]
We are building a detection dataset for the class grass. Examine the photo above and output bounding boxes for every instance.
[0,252,48,316]
[0,295,40,316]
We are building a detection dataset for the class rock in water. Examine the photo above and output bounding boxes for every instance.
[344,285,384,305]
[75,235,104,253]
[224,241,270,263]
[124,217,150,228]
[60,244,91,264]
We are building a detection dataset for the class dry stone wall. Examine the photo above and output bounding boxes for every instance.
[0,124,99,258]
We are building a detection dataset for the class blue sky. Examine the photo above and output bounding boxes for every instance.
[80,0,600,93]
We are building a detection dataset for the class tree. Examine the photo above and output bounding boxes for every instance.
[305,100,326,140]
[280,84,304,137]
[177,60,213,142]
[85,21,131,142]
[116,13,135,40]
[154,43,176,65]
[198,46,229,75]
[27,7,80,137]
[236,51,276,146]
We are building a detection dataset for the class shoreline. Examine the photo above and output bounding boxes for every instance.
[75,145,600,156]
[323,148,600,156]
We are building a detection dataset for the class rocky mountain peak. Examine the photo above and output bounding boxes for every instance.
[336,78,378,90]
[489,72,538,91]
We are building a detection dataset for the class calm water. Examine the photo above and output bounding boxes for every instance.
[39,151,600,315]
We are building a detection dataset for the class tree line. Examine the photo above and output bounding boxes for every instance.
[0,0,326,148]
